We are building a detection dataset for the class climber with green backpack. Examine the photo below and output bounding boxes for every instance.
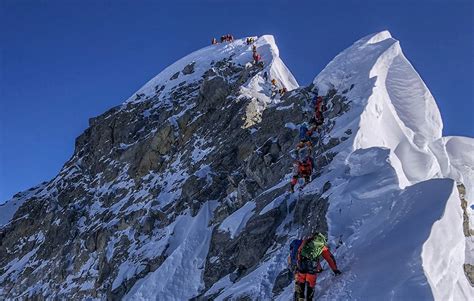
[289,232,341,301]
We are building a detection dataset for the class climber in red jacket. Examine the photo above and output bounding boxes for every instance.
[309,96,326,133]
[294,233,341,300]
[253,51,261,65]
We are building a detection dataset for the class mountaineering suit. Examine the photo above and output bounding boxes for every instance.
[270,79,279,98]
[292,234,341,301]
[290,157,313,193]
[309,96,326,132]
[297,124,313,150]
[253,51,261,64]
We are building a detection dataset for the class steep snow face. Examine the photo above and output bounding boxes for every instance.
[312,31,474,300]
[125,201,217,300]
[430,136,474,200]
[423,185,471,301]
[314,31,443,186]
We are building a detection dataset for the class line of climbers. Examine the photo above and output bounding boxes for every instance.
[271,78,287,98]
[211,35,287,98]
[211,34,234,44]
[289,95,326,193]
[287,94,340,300]
[288,233,341,300]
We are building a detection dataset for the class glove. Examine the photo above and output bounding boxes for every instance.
[333,269,342,276]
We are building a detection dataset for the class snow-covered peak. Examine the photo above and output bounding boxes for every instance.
[313,31,445,186]
[124,35,298,105]
[366,30,393,44]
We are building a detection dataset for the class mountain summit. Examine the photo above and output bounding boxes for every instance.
[1,32,472,300]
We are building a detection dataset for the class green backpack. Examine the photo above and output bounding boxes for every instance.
[300,233,327,261]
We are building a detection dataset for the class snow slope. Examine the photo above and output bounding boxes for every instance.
[309,31,473,300]
[124,35,298,111]
[125,201,217,300]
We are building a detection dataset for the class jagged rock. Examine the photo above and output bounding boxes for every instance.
[199,76,231,111]
[322,181,332,193]
[463,264,474,286]
[237,178,259,204]
[293,194,329,235]
[182,62,196,75]
[272,268,292,295]
[170,72,180,80]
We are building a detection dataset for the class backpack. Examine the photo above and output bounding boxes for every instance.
[289,239,303,269]
[300,233,327,261]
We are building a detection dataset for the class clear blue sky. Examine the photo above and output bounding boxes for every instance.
[1,0,473,203]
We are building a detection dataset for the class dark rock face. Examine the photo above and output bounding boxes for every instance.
[458,183,474,285]
[182,62,196,75]
[0,52,352,299]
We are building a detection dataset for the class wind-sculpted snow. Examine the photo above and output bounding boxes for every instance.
[423,184,471,301]
[125,201,217,300]
[310,31,474,300]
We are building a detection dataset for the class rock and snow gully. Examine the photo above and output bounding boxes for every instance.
[0,32,473,300]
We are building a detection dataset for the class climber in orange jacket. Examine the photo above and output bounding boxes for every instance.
[290,156,313,193]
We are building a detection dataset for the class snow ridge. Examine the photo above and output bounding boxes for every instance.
[125,35,298,107]
[311,30,473,300]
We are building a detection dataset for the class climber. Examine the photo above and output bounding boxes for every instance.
[271,79,278,98]
[221,34,232,43]
[221,34,234,42]
[279,87,287,96]
[211,37,218,45]
[289,147,313,193]
[253,51,262,65]
[290,232,341,300]
[246,37,255,45]
[296,123,313,150]
[252,44,257,53]
[309,96,326,133]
